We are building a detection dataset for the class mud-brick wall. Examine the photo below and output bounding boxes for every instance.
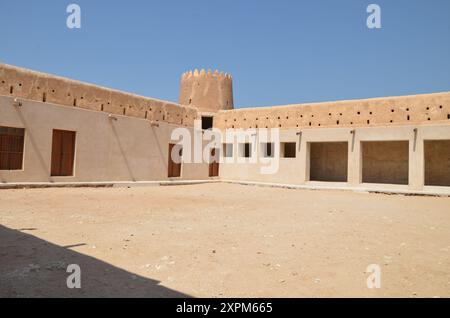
[424,140,450,187]
[0,64,199,127]
[214,92,450,130]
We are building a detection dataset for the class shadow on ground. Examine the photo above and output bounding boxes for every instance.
[0,225,190,298]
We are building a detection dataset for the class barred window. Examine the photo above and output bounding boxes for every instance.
[0,126,25,170]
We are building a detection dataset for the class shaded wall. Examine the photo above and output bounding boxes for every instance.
[362,141,409,185]
[424,140,450,187]
[310,142,348,182]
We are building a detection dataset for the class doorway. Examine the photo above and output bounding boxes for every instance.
[361,141,409,185]
[309,142,348,182]
[209,148,219,177]
[51,129,76,177]
[168,143,182,178]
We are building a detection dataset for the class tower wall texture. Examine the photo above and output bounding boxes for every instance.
[179,69,234,112]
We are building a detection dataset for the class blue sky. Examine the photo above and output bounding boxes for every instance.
[0,0,449,108]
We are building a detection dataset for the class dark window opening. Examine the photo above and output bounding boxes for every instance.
[240,143,251,158]
[0,126,25,170]
[281,142,296,158]
[261,142,274,158]
[202,116,213,130]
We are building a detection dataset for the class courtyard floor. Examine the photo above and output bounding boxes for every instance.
[0,183,449,298]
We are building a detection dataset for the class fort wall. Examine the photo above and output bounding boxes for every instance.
[214,92,450,130]
[0,95,209,183]
[0,64,199,127]
[1,64,449,194]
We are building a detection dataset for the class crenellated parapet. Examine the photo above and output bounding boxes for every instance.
[181,69,233,80]
[179,69,234,112]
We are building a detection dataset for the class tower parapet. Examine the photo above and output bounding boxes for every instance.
[179,69,234,112]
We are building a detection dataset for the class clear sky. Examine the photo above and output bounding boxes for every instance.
[1,0,449,108]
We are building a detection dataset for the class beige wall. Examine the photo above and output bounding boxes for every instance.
[219,124,450,194]
[0,96,209,183]
[0,63,199,126]
[215,92,450,130]
[2,63,450,194]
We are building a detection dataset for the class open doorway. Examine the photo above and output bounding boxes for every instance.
[309,142,348,182]
[362,141,409,185]
[424,140,450,187]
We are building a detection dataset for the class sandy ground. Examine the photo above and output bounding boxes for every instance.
[0,183,449,298]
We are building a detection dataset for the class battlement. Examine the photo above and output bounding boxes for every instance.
[181,69,233,80]
[0,63,199,126]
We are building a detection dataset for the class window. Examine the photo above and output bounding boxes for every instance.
[281,142,296,158]
[223,143,233,158]
[0,126,25,170]
[239,143,252,158]
[51,130,76,177]
[202,116,213,130]
[261,142,274,158]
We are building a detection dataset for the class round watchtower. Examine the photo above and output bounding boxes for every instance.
[179,69,234,112]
